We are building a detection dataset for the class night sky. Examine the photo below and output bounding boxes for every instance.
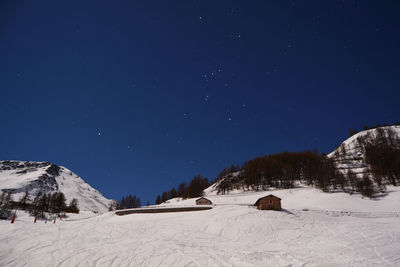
[1,1,399,204]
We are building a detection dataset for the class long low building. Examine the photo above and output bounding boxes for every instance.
[115,206,212,215]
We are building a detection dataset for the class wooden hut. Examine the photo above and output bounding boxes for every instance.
[196,197,212,205]
[254,195,281,210]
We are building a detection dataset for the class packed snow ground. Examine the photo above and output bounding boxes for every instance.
[1,187,400,267]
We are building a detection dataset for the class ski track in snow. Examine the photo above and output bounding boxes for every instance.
[1,206,400,267]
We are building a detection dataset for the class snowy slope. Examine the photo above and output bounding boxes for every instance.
[206,125,400,197]
[2,128,400,266]
[328,125,400,175]
[1,187,400,266]
[0,160,112,213]
[164,185,400,212]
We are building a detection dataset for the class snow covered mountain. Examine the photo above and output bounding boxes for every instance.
[0,160,112,213]
[328,125,400,175]
[204,125,400,196]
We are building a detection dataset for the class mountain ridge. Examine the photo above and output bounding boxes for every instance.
[328,125,400,174]
[205,125,400,197]
[0,160,112,213]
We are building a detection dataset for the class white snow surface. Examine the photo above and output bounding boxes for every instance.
[0,161,112,213]
[165,185,400,213]
[54,166,113,213]
[2,128,400,266]
[1,186,400,266]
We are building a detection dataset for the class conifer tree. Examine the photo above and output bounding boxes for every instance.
[38,194,49,217]
[155,195,161,205]
[160,192,168,203]
[357,175,375,198]
[177,183,187,197]
[68,198,79,213]
[0,192,12,218]
[19,190,30,210]
[30,191,43,217]
[54,192,67,214]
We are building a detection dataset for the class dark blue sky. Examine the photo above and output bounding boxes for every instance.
[1,1,399,204]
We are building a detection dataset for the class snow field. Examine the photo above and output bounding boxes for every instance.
[1,187,400,266]
[166,186,400,213]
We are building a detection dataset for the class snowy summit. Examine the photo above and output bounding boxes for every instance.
[0,160,112,213]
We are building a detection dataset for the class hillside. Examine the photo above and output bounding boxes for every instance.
[0,160,112,213]
[328,125,400,175]
[196,125,400,198]
[1,187,400,266]
[1,128,400,266]
[165,185,400,212]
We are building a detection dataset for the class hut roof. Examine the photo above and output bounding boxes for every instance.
[196,197,211,202]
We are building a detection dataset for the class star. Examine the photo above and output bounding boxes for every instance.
[98,132,101,136]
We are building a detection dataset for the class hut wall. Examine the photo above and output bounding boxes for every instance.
[256,196,281,210]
